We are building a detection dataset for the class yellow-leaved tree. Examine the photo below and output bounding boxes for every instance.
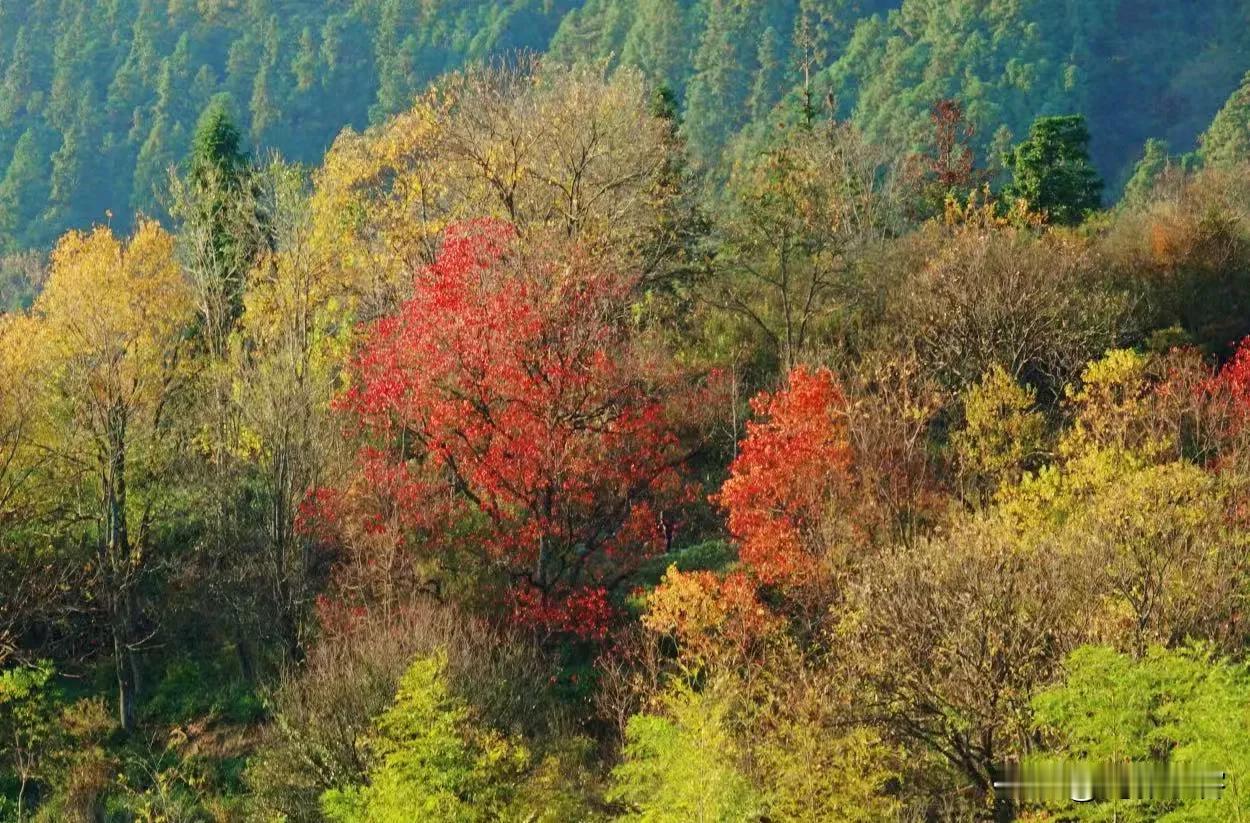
[0,311,60,665]
[34,221,192,731]
[309,60,689,321]
[228,160,353,663]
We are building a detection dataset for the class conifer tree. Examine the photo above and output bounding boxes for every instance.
[1004,115,1103,225]
[1121,137,1170,206]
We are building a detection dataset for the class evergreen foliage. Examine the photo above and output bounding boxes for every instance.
[5,0,1250,251]
[1003,115,1104,225]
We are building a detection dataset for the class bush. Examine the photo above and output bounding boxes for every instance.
[142,656,265,726]
[1103,162,1250,355]
[244,599,569,822]
[629,540,738,591]
[886,222,1135,400]
[608,678,763,822]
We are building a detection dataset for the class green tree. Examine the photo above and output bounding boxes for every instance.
[0,661,58,819]
[1199,70,1250,169]
[708,120,900,372]
[1121,137,1171,207]
[320,653,532,823]
[0,128,52,252]
[681,0,758,166]
[249,22,285,148]
[181,92,255,353]
[370,1,420,124]
[0,28,38,131]
[823,0,1250,197]
[1003,115,1104,225]
[620,0,691,95]
[131,113,179,220]
[609,680,764,822]
[749,26,786,121]
[1035,645,1250,820]
[170,94,266,679]
[0,1,584,253]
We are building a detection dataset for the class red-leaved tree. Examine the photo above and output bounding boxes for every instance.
[322,220,696,640]
[1217,336,1250,407]
[716,366,855,589]
[926,98,976,192]
[1185,336,1250,458]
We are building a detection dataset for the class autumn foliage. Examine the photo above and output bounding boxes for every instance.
[17,46,1250,821]
[1187,335,1250,448]
[326,220,694,638]
[716,367,854,587]
[1217,336,1250,407]
[925,98,977,192]
[643,567,780,671]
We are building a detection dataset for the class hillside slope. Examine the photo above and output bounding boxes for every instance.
[0,0,580,251]
[2,0,1249,254]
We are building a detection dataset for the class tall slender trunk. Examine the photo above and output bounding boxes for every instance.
[113,595,137,733]
[105,403,138,732]
[16,752,26,822]
[235,633,257,683]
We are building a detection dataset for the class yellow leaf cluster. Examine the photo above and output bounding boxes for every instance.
[35,221,192,418]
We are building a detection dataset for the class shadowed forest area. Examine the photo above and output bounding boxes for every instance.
[7,2,1250,821]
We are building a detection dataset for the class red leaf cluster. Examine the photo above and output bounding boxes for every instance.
[715,366,853,586]
[510,586,615,643]
[1217,336,1250,407]
[329,220,695,634]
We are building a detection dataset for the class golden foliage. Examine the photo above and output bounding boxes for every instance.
[36,221,192,421]
[310,61,679,320]
[953,364,1046,499]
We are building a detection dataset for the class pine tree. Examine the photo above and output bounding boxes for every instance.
[181,93,255,351]
[190,93,247,185]
[0,29,35,129]
[750,26,786,121]
[0,128,52,251]
[131,113,178,219]
[1003,115,1103,225]
[682,0,756,166]
[292,27,317,94]
[621,0,691,95]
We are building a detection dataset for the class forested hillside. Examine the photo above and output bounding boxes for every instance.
[0,0,579,251]
[823,0,1250,186]
[4,0,1250,256]
[10,3,1250,822]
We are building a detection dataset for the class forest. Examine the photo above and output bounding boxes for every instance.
[6,1,1250,822]
[4,0,1250,257]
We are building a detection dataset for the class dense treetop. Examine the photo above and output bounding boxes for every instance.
[0,0,580,251]
[821,0,1250,184]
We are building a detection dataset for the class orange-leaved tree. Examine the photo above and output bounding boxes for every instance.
[716,366,856,590]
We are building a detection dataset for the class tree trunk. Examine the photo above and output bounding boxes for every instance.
[113,617,136,732]
[236,630,257,683]
[105,403,139,732]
